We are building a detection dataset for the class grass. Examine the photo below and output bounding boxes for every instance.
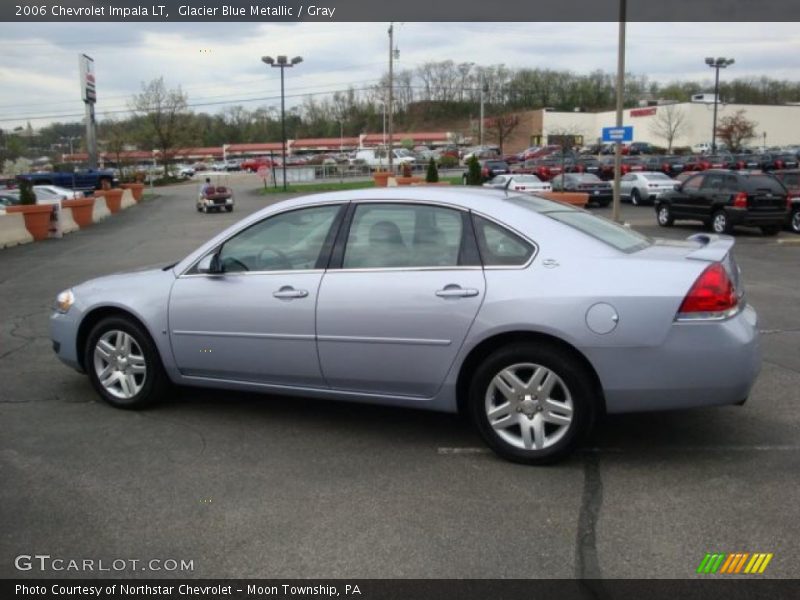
[257,175,464,195]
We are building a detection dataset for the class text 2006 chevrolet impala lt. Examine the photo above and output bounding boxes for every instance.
[50,188,761,464]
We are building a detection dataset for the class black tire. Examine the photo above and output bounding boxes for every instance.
[790,208,800,234]
[712,210,733,234]
[631,189,641,206]
[468,342,598,465]
[84,316,170,409]
[656,203,674,227]
[226,205,233,212]
[597,199,611,208]
[760,225,781,236]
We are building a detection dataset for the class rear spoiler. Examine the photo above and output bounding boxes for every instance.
[684,233,735,262]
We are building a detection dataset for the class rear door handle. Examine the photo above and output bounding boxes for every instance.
[273,286,308,299]
[435,285,479,298]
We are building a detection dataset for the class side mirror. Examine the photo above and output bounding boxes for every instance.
[196,253,222,274]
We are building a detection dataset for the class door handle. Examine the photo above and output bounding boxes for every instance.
[273,286,308,299]
[435,285,479,298]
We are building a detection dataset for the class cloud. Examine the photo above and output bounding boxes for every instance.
[1,21,798,129]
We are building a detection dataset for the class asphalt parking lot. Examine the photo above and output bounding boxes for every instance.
[1,177,799,579]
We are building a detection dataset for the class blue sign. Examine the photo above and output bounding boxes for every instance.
[602,126,633,143]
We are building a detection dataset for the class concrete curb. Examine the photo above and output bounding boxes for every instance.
[0,213,35,248]
[92,197,111,222]
[60,206,80,234]
[120,189,136,210]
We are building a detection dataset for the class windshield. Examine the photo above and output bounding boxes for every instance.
[547,211,652,253]
[643,173,671,181]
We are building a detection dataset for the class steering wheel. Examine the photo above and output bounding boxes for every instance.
[257,246,293,270]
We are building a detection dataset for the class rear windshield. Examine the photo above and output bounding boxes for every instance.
[643,172,671,181]
[505,195,652,252]
[546,211,652,253]
[485,161,509,168]
[743,175,787,194]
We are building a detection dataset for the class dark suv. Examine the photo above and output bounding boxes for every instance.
[769,169,800,233]
[655,170,788,235]
[463,159,510,184]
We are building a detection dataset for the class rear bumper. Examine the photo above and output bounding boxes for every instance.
[588,304,761,413]
[725,207,787,227]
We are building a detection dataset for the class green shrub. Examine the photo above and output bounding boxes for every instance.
[438,155,458,169]
[19,180,36,205]
[425,158,439,183]
[466,155,482,186]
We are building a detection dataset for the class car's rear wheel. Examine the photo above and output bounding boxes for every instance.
[790,208,800,234]
[760,225,781,236]
[631,189,641,206]
[85,316,169,409]
[712,210,733,234]
[226,206,233,212]
[656,203,674,227]
[468,343,597,464]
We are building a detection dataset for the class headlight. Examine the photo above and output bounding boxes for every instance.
[55,289,74,313]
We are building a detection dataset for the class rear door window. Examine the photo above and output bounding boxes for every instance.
[472,215,535,267]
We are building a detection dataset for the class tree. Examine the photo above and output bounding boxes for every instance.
[649,104,688,152]
[131,77,192,175]
[425,157,439,183]
[716,110,757,151]
[484,114,519,154]
[101,118,131,180]
[466,155,482,185]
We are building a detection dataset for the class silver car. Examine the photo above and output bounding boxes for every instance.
[483,174,552,194]
[50,188,761,464]
[620,171,680,206]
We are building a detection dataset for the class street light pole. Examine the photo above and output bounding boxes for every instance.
[705,56,734,153]
[612,0,627,224]
[387,23,395,172]
[262,54,303,191]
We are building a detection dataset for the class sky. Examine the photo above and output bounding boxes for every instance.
[1,21,799,130]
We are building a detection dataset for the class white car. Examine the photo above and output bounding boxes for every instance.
[693,142,712,154]
[483,174,552,193]
[620,171,680,206]
[33,185,83,201]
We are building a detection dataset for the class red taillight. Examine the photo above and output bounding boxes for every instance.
[678,263,737,316]
[733,192,747,208]
[775,160,784,169]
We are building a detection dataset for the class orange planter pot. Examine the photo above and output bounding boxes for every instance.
[396,176,425,186]
[373,172,391,187]
[100,189,124,213]
[62,197,96,228]
[120,183,145,201]
[539,191,589,208]
[6,204,54,241]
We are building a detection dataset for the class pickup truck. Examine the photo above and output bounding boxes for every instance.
[350,148,416,170]
[17,169,117,193]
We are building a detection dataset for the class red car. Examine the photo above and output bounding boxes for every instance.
[512,157,565,181]
[598,156,644,180]
[240,157,276,172]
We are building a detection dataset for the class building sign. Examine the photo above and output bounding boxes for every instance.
[630,107,657,117]
[602,126,633,143]
[79,54,96,103]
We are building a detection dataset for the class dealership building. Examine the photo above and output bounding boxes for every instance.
[510,101,800,151]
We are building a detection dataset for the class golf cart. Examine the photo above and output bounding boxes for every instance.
[197,175,234,213]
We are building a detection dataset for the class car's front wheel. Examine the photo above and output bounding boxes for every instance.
[656,203,674,227]
[469,343,597,464]
[85,316,170,409]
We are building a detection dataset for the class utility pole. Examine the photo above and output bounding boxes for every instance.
[388,22,394,172]
[612,0,626,224]
[479,74,485,146]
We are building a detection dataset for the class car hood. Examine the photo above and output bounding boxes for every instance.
[73,264,175,295]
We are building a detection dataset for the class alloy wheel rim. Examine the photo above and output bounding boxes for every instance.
[658,207,669,224]
[485,362,574,451]
[93,330,147,400]
[792,211,800,233]
[713,214,726,233]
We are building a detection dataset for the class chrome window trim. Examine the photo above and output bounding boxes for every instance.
[326,266,483,274]
[470,209,539,270]
[180,269,326,279]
